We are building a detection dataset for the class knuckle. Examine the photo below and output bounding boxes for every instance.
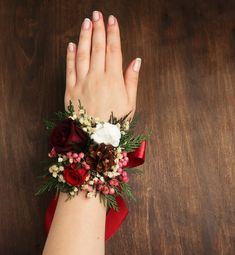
[130,74,139,83]
[66,67,74,75]
[79,32,89,41]
[107,43,121,53]
[67,53,75,61]
[92,42,105,52]
[94,24,105,32]
[76,50,88,62]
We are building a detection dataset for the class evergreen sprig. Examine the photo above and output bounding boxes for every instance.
[102,194,119,211]
[122,134,150,152]
[119,182,136,201]
[108,110,132,125]
[67,100,75,115]
[43,119,56,130]
[54,111,70,120]
[43,100,75,132]
[35,176,58,195]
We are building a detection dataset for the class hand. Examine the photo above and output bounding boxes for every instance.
[64,11,142,121]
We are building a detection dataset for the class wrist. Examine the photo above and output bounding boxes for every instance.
[37,100,147,210]
[59,190,107,214]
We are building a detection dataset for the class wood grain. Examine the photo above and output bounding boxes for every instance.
[0,0,234,254]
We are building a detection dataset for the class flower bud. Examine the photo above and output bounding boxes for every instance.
[122,171,128,177]
[122,176,129,183]
[102,186,109,195]
[109,188,115,194]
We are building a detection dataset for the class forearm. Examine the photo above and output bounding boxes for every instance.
[42,191,106,255]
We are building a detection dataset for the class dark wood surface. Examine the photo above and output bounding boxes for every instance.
[0,0,235,254]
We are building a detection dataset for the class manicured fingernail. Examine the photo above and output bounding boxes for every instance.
[133,58,142,72]
[82,18,91,30]
[108,15,115,25]
[93,11,100,21]
[68,42,75,52]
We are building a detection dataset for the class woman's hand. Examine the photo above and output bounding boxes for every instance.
[64,11,142,121]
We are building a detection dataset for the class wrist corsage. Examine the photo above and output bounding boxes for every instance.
[36,100,149,239]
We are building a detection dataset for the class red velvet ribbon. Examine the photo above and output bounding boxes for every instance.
[44,140,147,240]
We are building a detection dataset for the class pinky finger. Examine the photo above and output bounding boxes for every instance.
[66,42,77,88]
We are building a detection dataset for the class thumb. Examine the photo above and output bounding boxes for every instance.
[124,58,142,106]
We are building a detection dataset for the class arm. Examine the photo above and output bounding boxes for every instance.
[42,10,141,255]
[42,191,106,255]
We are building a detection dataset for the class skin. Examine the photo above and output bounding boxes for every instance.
[42,11,141,255]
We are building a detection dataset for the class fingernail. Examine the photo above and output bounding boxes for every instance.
[133,58,142,72]
[68,42,75,52]
[108,15,115,25]
[93,11,100,21]
[82,18,91,29]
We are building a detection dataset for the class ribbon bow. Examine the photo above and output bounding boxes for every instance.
[44,140,146,240]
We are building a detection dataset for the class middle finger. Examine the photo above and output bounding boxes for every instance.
[89,11,106,73]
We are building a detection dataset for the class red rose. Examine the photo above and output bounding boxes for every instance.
[63,165,88,186]
[49,118,88,153]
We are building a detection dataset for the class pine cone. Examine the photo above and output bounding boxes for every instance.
[86,143,116,173]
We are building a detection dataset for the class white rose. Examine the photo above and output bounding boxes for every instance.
[91,122,121,147]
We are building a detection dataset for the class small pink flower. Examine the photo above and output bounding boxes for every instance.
[117,168,123,174]
[122,152,127,157]
[122,161,127,167]
[84,164,90,170]
[122,171,128,177]
[109,188,115,195]
[79,152,85,158]
[102,186,109,195]
[48,147,57,158]
[109,179,119,187]
[72,153,79,158]
[124,156,129,162]
[97,185,103,191]
[122,176,129,183]
[66,152,73,158]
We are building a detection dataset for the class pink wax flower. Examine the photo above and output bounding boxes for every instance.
[109,188,115,195]
[102,186,109,195]
[48,147,57,158]
[122,176,129,183]
[109,179,119,187]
